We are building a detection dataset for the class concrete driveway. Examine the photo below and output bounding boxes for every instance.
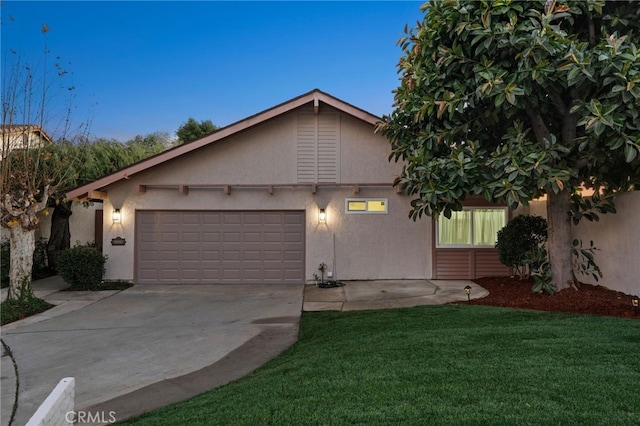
[1,281,303,425]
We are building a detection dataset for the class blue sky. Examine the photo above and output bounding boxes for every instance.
[2,1,424,141]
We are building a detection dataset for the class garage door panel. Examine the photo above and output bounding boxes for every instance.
[181,243,200,251]
[244,213,263,224]
[161,232,179,242]
[284,232,302,243]
[223,232,241,242]
[223,213,241,224]
[140,233,159,243]
[202,250,220,260]
[160,251,179,261]
[244,250,261,261]
[264,269,284,280]
[264,233,283,242]
[243,269,261,280]
[284,269,303,279]
[182,250,199,261]
[223,269,241,280]
[202,232,220,242]
[182,232,200,242]
[243,232,261,242]
[160,269,179,280]
[284,250,302,261]
[263,213,284,224]
[136,211,304,284]
[202,268,221,278]
[181,269,200,280]
[139,269,158,280]
[140,251,158,261]
[160,213,180,224]
[182,214,200,225]
[263,250,283,261]
[202,213,221,224]
[284,212,303,224]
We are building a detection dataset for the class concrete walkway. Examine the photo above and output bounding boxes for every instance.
[304,279,488,311]
[1,276,486,425]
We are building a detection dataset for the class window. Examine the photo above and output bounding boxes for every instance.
[346,198,388,214]
[436,207,507,247]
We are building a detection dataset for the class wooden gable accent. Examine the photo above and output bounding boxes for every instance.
[296,106,340,183]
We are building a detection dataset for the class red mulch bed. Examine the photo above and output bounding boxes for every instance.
[469,276,639,320]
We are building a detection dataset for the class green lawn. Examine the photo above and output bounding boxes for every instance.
[121,306,640,425]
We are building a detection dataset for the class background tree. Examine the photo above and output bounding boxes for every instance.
[46,132,171,268]
[176,117,217,144]
[378,0,640,292]
[1,24,79,298]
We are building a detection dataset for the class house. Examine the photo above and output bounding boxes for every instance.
[0,124,53,157]
[66,90,510,284]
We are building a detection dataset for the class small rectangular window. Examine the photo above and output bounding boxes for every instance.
[346,198,388,214]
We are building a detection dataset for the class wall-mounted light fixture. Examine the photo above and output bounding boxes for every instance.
[318,208,327,224]
[112,208,121,224]
[633,295,639,316]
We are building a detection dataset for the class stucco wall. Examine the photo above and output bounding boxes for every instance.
[103,188,430,282]
[38,202,101,246]
[572,191,640,296]
[522,192,639,296]
[100,108,431,282]
[2,202,99,247]
[339,113,403,182]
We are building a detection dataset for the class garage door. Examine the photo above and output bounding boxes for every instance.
[136,211,305,284]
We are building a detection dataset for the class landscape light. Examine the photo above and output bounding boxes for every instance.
[633,296,639,316]
[464,285,472,304]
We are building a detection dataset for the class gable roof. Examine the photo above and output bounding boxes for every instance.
[66,89,381,201]
[1,124,54,144]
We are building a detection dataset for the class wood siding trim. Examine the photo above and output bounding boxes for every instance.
[434,248,509,279]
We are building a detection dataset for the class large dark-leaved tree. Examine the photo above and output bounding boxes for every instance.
[378,0,640,292]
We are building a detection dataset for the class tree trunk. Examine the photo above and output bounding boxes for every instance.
[47,201,73,271]
[546,188,574,292]
[8,225,36,299]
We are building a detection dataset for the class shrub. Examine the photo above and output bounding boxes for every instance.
[57,244,107,290]
[496,215,548,279]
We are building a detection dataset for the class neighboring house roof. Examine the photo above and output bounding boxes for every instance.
[1,124,54,150]
[66,89,381,201]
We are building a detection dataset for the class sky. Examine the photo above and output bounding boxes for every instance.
[2,1,425,141]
